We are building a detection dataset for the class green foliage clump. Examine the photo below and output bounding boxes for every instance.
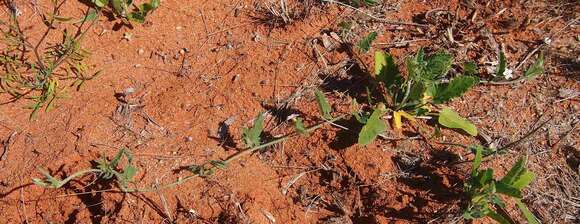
[91,0,160,23]
[354,49,480,145]
[33,148,137,191]
[0,2,100,119]
[463,146,540,224]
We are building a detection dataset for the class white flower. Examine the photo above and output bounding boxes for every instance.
[544,37,552,45]
[286,113,300,121]
[503,68,513,80]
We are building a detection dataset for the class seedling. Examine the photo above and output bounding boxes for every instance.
[32,99,343,194]
[91,0,160,23]
[487,50,545,84]
[0,2,100,119]
[463,145,540,224]
[357,31,378,53]
[33,148,137,191]
[242,112,266,148]
[353,49,479,145]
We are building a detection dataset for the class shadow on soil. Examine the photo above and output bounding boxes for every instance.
[339,149,466,223]
[318,62,370,104]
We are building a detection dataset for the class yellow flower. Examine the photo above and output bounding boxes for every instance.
[393,110,415,129]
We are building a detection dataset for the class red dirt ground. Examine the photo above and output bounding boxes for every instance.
[0,0,578,223]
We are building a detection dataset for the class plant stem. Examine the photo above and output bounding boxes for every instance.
[38,115,346,194]
[223,115,345,165]
[54,169,102,188]
[129,115,345,193]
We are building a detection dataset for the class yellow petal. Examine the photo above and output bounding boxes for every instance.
[393,111,402,129]
[393,110,416,129]
[398,110,416,122]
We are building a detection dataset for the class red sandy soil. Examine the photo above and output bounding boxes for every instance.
[0,0,578,223]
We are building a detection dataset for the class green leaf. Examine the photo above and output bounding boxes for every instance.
[424,51,453,80]
[438,108,478,136]
[242,112,265,148]
[210,160,227,169]
[500,157,526,185]
[358,106,387,145]
[351,100,368,124]
[353,112,368,124]
[406,49,425,80]
[487,211,511,224]
[463,61,478,76]
[432,76,479,104]
[374,51,401,90]
[470,144,496,156]
[111,0,126,15]
[496,51,507,78]
[150,0,160,9]
[478,168,494,185]
[496,181,523,198]
[294,117,307,135]
[415,48,425,63]
[92,0,109,8]
[512,170,535,190]
[491,195,507,208]
[374,51,387,76]
[128,12,146,23]
[32,178,49,187]
[315,89,332,119]
[462,210,475,220]
[405,81,425,105]
[515,199,541,224]
[110,148,126,168]
[357,32,377,53]
[35,168,63,188]
[524,52,544,80]
[471,145,483,175]
[122,164,137,181]
[77,9,98,23]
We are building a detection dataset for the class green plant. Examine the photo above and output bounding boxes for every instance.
[353,49,479,145]
[0,1,100,119]
[315,89,333,119]
[189,109,345,177]
[242,112,266,148]
[33,105,343,193]
[523,52,544,80]
[486,50,545,84]
[91,0,160,23]
[463,145,540,224]
[357,31,378,53]
[33,148,137,191]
